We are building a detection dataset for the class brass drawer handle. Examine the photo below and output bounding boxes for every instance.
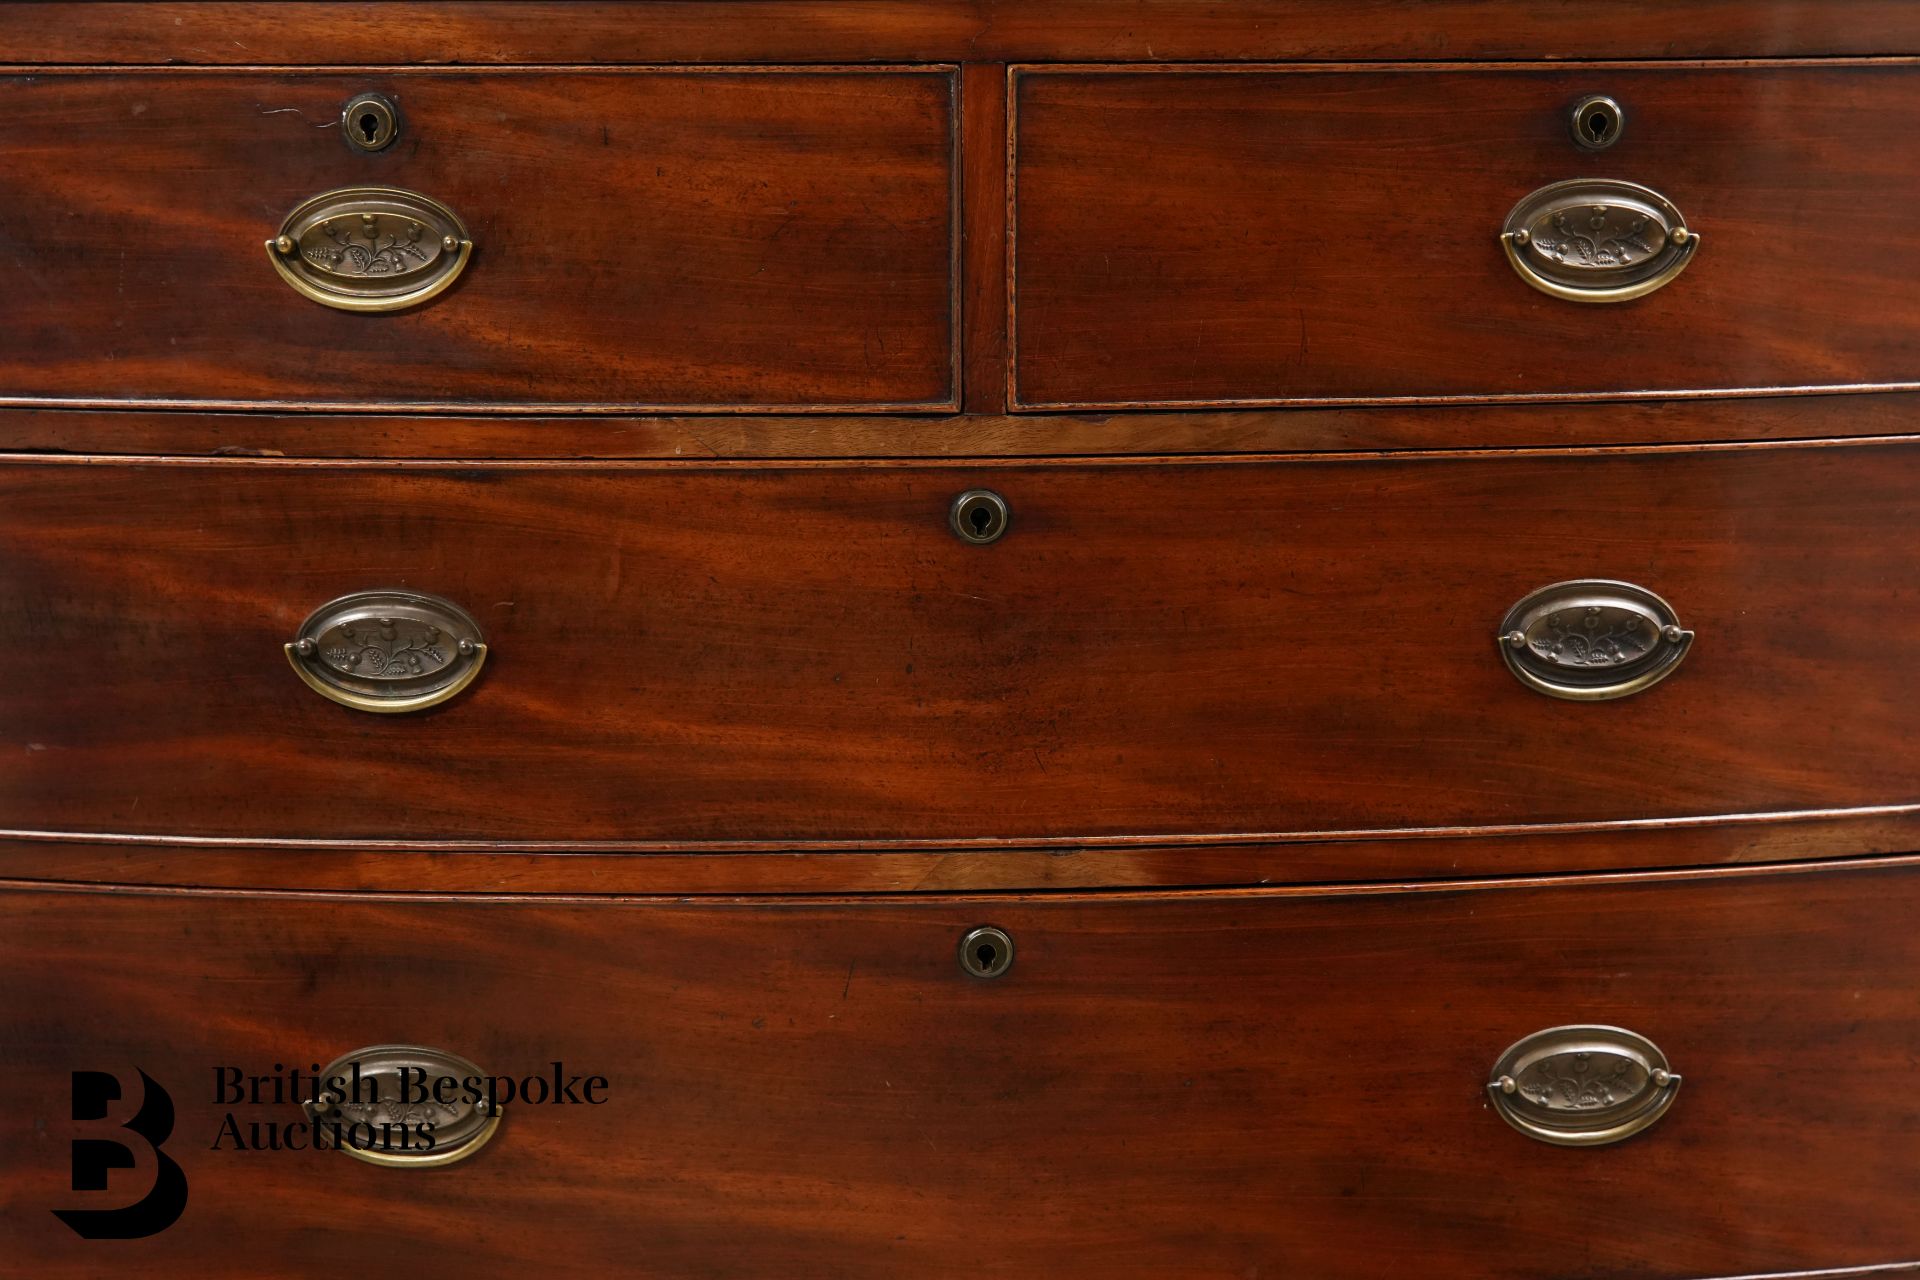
[267,186,473,312]
[302,1045,502,1168]
[1500,178,1697,303]
[1498,579,1693,701]
[285,590,487,714]
[1489,1025,1680,1147]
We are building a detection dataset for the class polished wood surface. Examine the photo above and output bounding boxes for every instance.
[4,393,1917,461]
[6,1,1920,65]
[1012,64,1920,407]
[0,70,956,411]
[4,809,1920,895]
[4,859,1917,1278]
[4,8,1917,1275]
[3,441,1917,847]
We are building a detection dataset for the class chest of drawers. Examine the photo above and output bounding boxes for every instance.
[2,5,1918,1278]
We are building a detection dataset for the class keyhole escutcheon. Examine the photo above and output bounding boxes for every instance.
[342,92,399,153]
[1569,95,1624,150]
[949,489,1011,545]
[959,925,1015,979]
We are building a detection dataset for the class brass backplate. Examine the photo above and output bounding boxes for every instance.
[267,186,472,312]
[303,1044,502,1168]
[1497,579,1693,701]
[1500,178,1696,302]
[285,589,487,713]
[1489,1025,1680,1147]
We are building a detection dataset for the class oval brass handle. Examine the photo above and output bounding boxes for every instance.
[1498,579,1692,701]
[266,186,473,312]
[1500,178,1697,303]
[302,1044,502,1168]
[285,590,487,713]
[1489,1025,1680,1147]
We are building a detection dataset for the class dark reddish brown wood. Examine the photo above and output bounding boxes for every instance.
[3,859,1918,1277]
[1012,63,1920,408]
[3,809,1920,894]
[960,63,1009,414]
[3,441,1919,847]
[0,69,956,411]
[5,2,1920,65]
[2,393,1917,460]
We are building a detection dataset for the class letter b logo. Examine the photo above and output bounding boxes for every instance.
[54,1069,189,1239]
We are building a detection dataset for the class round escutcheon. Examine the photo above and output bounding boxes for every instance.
[950,490,1011,545]
[1569,94,1625,150]
[342,92,399,152]
[958,925,1015,979]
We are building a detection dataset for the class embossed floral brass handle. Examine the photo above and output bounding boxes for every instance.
[1498,579,1693,701]
[1489,1025,1681,1147]
[267,186,473,312]
[1500,178,1697,303]
[302,1045,503,1168]
[285,590,487,713]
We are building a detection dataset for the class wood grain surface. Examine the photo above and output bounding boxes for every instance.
[4,808,1920,895]
[6,1,1920,65]
[3,392,1917,461]
[3,7,1916,1277]
[3,859,1917,1278]
[1012,64,1920,407]
[3,441,1918,848]
[0,70,956,411]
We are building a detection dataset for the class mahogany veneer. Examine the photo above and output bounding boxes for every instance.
[3,6,1916,1277]
[6,2,1920,65]
[3,860,1918,1278]
[1013,63,1920,408]
[0,70,957,412]
[3,442,1917,849]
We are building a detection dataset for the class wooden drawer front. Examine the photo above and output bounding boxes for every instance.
[3,441,1918,848]
[3,864,1917,1277]
[0,70,955,411]
[1011,64,1920,409]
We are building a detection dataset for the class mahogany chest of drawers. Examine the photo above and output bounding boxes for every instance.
[3,5,1918,1278]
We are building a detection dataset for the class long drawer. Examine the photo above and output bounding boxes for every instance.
[0,69,956,411]
[2,441,1918,848]
[3,861,1916,1277]
[1011,63,1920,408]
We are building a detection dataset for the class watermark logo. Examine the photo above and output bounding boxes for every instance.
[54,1069,189,1239]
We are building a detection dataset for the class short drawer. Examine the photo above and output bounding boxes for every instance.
[3,861,1916,1277]
[0,69,956,411]
[1,439,1917,850]
[1011,63,1920,408]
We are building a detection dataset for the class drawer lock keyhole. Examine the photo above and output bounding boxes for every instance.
[950,489,1011,545]
[343,93,399,153]
[959,925,1015,979]
[1570,95,1624,150]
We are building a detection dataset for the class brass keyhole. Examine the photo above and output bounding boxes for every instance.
[958,925,1015,979]
[342,93,399,153]
[1569,95,1624,150]
[949,489,1010,545]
